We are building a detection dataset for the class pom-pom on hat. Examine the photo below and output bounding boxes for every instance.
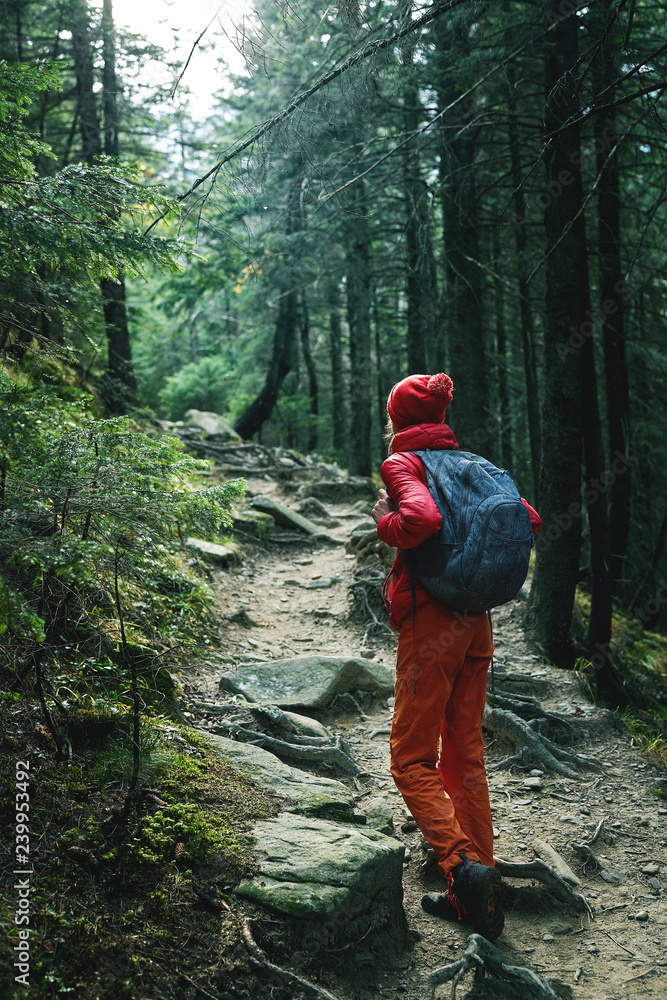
[387,373,454,430]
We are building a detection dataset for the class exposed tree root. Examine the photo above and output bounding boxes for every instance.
[483,705,604,778]
[429,933,567,1000]
[250,703,303,733]
[332,690,373,720]
[217,723,361,775]
[531,839,581,886]
[240,917,341,1000]
[486,692,575,733]
[571,818,607,871]
[495,857,593,917]
[349,580,394,635]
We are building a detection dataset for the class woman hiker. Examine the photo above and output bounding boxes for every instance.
[371,373,542,942]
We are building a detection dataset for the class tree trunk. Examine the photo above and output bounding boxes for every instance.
[579,266,614,671]
[594,5,631,589]
[492,230,512,474]
[528,5,585,668]
[346,178,372,477]
[299,290,318,453]
[234,169,302,440]
[403,57,436,374]
[234,289,299,440]
[102,276,137,410]
[433,15,492,457]
[507,63,541,504]
[327,275,346,455]
[71,0,101,163]
[100,0,136,412]
[373,282,388,459]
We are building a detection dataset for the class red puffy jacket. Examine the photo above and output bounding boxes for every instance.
[376,423,542,631]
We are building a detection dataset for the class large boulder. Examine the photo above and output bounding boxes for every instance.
[296,497,341,528]
[201,732,354,817]
[186,538,240,566]
[232,509,275,539]
[234,812,405,936]
[183,410,242,442]
[219,655,395,709]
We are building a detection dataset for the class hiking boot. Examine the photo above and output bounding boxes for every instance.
[420,890,463,923]
[450,853,504,942]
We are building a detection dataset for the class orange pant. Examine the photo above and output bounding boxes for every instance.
[390,600,495,878]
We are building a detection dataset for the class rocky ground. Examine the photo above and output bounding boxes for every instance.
[180,468,667,1000]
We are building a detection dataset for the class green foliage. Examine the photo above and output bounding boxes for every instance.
[622,712,667,770]
[0,61,59,179]
[0,371,245,726]
[89,720,182,786]
[0,60,188,369]
[158,356,232,419]
[0,708,281,999]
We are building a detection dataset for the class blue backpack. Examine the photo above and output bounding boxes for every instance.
[405,449,533,613]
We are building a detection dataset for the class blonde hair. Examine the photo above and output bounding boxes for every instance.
[384,411,394,449]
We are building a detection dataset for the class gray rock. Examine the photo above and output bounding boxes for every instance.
[234,813,405,930]
[648,876,661,890]
[219,655,395,709]
[550,922,572,935]
[186,538,240,566]
[642,862,660,876]
[363,797,394,832]
[523,776,543,791]
[300,577,343,590]
[351,521,377,533]
[184,410,242,442]
[200,733,354,816]
[600,868,623,884]
[232,510,275,539]
[282,711,332,739]
[296,497,341,528]
[228,609,258,628]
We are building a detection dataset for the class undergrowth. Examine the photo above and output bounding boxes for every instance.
[622,711,667,770]
[0,709,283,1000]
[572,588,667,716]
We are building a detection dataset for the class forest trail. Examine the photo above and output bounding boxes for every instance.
[184,475,667,1000]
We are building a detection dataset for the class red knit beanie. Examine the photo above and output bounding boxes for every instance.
[387,373,454,430]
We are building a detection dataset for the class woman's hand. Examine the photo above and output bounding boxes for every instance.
[372,488,397,525]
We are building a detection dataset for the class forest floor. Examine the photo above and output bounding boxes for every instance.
[182,474,667,1000]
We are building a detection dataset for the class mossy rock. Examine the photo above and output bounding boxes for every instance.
[68,706,132,751]
[232,510,275,539]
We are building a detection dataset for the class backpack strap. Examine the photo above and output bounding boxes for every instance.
[487,610,495,695]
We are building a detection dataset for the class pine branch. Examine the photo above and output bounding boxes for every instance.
[144,0,470,234]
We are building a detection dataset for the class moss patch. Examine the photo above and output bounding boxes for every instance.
[0,703,284,1000]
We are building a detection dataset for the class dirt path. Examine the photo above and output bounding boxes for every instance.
[183,478,667,1000]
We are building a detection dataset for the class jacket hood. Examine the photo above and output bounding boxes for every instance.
[390,422,459,454]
